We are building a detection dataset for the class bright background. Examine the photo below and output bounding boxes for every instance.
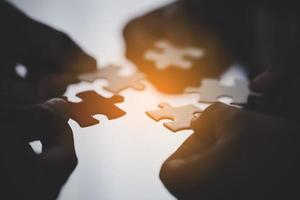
[8,1,246,199]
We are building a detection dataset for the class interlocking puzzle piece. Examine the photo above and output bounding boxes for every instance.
[65,90,126,127]
[78,65,120,82]
[144,40,205,70]
[79,65,145,93]
[146,103,202,132]
[186,79,251,104]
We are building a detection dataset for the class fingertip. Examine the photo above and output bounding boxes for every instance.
[76,51,98,74]
[191,115,201,130]
[87,56,98,72]
[42,98,70,116]
[207,102,227,111]
[250,70,274,93]
[160,159,185,179]
[38,74,79,100]
[160,158,186,192]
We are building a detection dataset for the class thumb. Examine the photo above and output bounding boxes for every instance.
[35,124,77,199]
[1,98,70,142]
[32,98,70,140]
[161,137,234,200]
[250,70,276,93]
[159,133,225,196]
[249,67,290,94]
[39,97,70,119]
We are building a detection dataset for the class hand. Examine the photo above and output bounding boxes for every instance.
[248,67,300,120]
[123,1,232,93]
[0,98,77,200]
[0,2,92,199]
[0,2,97,103]
[160,103,300,199]
[246,3,300,118]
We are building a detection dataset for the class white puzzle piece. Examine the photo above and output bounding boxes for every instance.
[186,79,251,104]
[144,40,205,70]
[79,65,145,93]
[146,103,202,132]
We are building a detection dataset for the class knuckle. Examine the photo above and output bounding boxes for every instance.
[56,30,71,42]
[123,18,140,38]
[198,103,240,132]
[159,161,177,194]
[159,162,168,182]
[69,154,78,169]
[200,103,225,121]
[64,151,78,170]
[210,102,228,112]
[55,31,75,54]
[191,116,200,128]
[204,103,235,117]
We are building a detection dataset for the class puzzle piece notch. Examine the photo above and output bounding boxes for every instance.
[146,103,202,132]
[144,40,205,70]
[79,65,145,93]
[186,79,251,104]
[66,90,126,127]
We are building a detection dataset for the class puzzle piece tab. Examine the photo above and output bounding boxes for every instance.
[146,103,202,132]
[144,40,204,70]
[186,79,251,104]
[79,65,145,93]
[65,90,126,127]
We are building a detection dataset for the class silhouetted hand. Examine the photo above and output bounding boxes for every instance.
[123,1,232,93]
[0,98,77,200]
[160,103,300,199]
[0,1,97,103]
[248,66,300,120]
[0,2,96,199]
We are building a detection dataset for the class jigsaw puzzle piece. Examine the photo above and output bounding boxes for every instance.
[79,65,145,93]
[156,41,204,58]
[69,108,100,128]
[145,50,191,70]
[227,79,252,104]
[145,40,205,70]
[78,65,121,82]
[186,79,251,104]
[145,103,174,121]
[156,40,171,49]
[124,9,234,93]
[104,72,145,93]
[183,47,205,58]
[146,103,202,132]
[66,90,126,127]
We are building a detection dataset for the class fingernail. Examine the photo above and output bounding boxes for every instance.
[42,98,69,115]
[191,115,200,129]
[250,70,273,92]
